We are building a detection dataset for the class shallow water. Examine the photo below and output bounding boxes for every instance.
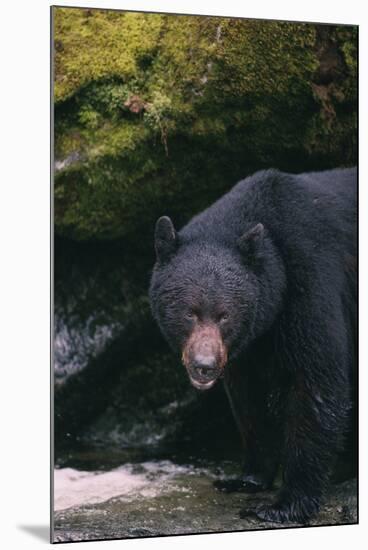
[54,460,215,511]
[53,449,357,543]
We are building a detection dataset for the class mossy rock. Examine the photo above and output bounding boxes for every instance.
[54,8,357,242]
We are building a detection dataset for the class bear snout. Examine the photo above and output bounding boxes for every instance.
[182,323,227,390]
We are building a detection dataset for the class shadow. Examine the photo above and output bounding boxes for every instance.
[17,525,50,543]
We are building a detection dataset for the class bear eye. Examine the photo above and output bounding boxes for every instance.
[219,313,229,323]
[185,311,197,321]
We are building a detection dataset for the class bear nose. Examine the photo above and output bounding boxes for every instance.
[192,359,216,377]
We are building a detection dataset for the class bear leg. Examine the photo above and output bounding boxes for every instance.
[240,300,353,524]
[216,363,281,494]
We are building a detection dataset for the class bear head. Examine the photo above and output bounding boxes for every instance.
[149,216,284,391]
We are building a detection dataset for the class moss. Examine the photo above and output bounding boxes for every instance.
[53,8,357,242]
[54,9,165,102]
[337,26,358,78]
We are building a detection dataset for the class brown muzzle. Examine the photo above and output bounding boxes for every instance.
[182,323,227,390]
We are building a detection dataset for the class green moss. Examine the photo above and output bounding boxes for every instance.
[53,8,357,241]
[337,26,358,78]
[54,9,164,102]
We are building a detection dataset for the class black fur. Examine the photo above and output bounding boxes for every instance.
[149,168,357,523]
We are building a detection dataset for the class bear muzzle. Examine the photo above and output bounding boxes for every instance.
[181,323,227,391]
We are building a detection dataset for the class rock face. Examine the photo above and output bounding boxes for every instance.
[54,237,239,451]
[54,9,357,242]
[53,9,357,534]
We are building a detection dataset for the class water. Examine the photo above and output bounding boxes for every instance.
[54,460,215,511]
[54,313,123,382]
[53,449,357,542]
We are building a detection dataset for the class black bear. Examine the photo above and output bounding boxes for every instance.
[149,168,357,523]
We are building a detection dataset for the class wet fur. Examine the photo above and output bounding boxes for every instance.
[149,168,357,523]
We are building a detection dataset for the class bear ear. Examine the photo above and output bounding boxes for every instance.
[237,223,265,260]
[154,216,178,263]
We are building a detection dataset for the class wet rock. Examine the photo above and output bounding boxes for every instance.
[53,454,357,542]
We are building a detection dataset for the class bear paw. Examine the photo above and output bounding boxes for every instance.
[239,496,320,524]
